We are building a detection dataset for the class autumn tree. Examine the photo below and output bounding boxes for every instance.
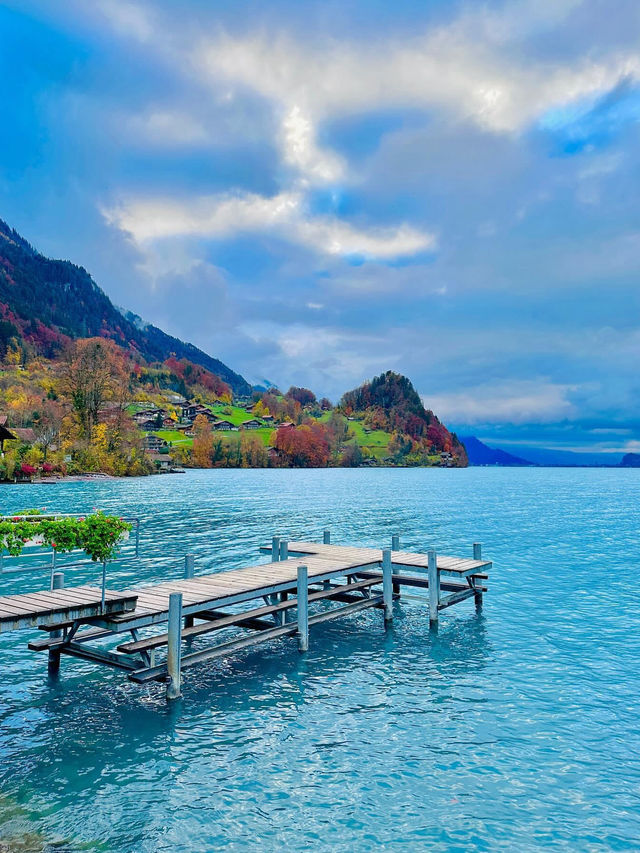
[192,414,213,467]
[62,338,128,437]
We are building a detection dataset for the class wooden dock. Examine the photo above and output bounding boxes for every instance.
[1,531,491,701]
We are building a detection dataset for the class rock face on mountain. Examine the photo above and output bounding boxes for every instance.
[0,219,251,394]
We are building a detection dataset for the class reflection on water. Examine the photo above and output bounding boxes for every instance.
[1,468,640,851]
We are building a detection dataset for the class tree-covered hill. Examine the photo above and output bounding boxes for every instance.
[340,370,467,466]
[0,219,251,394]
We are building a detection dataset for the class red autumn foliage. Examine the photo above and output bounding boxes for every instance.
[273,422,331,467]
[164,357,231,398]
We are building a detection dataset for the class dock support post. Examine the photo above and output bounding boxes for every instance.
[428,550,439,626]
[297,565,309,652]
[271,536,280,562]
[279,540,288,562]
[473,543,483,610]
[382,549,393,623]
[391,533,400,594]
[323,529,331,545]
[184,555,195,629]
[166,592,183,701]
[48,571,64,675]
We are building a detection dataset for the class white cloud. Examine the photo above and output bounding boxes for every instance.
[423,380,577,424]
[281,105,344,185]
[198,20,640,136]
[102,190,435,260]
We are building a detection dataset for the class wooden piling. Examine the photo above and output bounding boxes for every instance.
[184,556,195,629]
[166,592,183,700]
[297,565,309,652]
[323,529,331,544]
[391,534,400,594]
[271,536,280,562]
[47,571,64,674]
[279,540,288,562]
[382,549,393,623]
[473,543,483,609]
[428,550,439,625]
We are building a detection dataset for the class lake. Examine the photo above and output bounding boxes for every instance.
[1,468,639,851]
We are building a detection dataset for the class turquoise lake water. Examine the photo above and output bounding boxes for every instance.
[1,467,639,851]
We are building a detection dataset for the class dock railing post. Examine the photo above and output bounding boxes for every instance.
[297,565,309,652]
[473,543,483,610]
[272,536,280,562]
[323,529,331,545]
[428,550,439,626]
[279,540,288,562]
[382,549,393,623]
[48,571,64,674]
[100,559,107,614]
[166,592,183,700]
[184,555,195,629]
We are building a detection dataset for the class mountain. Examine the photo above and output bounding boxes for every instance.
[341,370,468,466]
[501,445,622,467]
[620,453,640,468]
[0,219,251,394]
[460,436,536,466]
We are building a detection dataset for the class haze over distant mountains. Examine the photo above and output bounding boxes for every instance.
[462,435,626,467]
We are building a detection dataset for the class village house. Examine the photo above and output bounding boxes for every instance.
[149,451,171,471]
[143,435,167,452]
[139,419,159,431]
[279,422,295,430]
[212,420,235,431]
[241,419,262,430]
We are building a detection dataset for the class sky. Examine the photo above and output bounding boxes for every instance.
[1,0,640,456]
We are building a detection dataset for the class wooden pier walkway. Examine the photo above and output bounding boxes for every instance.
[0,532,491,701]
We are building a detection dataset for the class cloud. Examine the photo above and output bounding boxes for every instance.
[424,380,577,425]
[102,190,435,260]
[198,16,640,136]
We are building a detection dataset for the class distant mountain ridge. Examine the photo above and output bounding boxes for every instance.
[0,219,251,394]
[461,436,535,466]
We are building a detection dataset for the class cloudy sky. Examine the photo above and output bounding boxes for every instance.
[2,0,639,456]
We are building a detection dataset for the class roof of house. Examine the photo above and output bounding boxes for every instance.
[13,427,36,443]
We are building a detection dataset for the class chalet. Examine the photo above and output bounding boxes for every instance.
[440,451,454,467]
[241,419,262,430]
[149,452,171,471]
[162,417,176,429]
[212,420,235,431]
[143,435,167,452]
[181,402,200,420]
[262,415,274,423]
[139,419,159,431]
[279,422,295,430]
